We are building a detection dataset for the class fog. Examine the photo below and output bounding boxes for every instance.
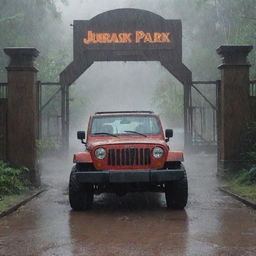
[58,0,180,22]
[32,0,255,155]
[69,62,180,127]
[56,0,186,151]
[68,62,184,150]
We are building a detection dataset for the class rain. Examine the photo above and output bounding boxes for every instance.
[0,1,256,255]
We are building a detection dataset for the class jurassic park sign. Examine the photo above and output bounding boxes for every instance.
[72,9,182,60]
[61,9,187,86]
[83,30,171,45]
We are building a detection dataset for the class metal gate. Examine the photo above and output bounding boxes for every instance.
[0,80,67,158]
[37,82,64,151]
[250,80,256,121]
[188,80,219,151]
[38,80,219,152]
[0,83,7,161]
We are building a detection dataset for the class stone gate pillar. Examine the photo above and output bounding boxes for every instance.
[217,45,253,173]
[4,48,40,186]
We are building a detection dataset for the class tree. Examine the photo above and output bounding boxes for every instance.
[152,0,256,122]
[0,0,69,81]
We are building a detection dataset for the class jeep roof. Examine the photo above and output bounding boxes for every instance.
[94,111,155,115]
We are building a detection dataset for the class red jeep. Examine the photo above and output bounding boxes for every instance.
[69,111,188,210]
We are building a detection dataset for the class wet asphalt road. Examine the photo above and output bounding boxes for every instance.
[0,154,256,256]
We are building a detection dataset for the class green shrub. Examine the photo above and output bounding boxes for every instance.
[0,161,30,196]
[241,122,256,163]
[232,167,256,186]
[233,121,256,185]
[248,167,256,184]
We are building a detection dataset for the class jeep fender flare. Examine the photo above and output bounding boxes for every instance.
[166,151,184,162]
[73,152,93,163]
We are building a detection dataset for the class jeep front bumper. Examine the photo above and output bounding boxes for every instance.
[76,169,185,183]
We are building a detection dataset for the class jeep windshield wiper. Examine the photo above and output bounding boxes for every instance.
[93,132,118,137]
[124,130,147,137]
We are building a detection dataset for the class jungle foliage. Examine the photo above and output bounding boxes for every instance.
[0,0,71,146]
[0,0,69,82]
[153,0,256,119]
[226,122,256,199]
[0,0,255,130]
[228,168,256,200]
[0,161,30,196]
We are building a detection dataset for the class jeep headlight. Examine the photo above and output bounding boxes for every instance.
[95,148,106,160]
[152,147,164,159]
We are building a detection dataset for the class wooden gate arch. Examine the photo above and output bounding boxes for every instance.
[59,8,193,148]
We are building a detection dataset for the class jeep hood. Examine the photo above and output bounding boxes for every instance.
[87,136,166,149]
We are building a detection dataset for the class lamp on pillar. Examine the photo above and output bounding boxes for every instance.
[4,47,40,186]
[216,45,253,173]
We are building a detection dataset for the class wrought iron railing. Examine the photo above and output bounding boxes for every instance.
[190,81,218,146]
[37,81,62,147]
[0,82,7,161]
[250,80,256,97]
[0,83,7,99]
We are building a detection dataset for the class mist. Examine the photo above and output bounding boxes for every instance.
[26,0,255,153]
[1,3,256,254]
[57,0,180,22]
[56,0,188,152]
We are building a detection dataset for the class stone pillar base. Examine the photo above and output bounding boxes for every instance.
[216,45,253,173]
[4,47,40,187]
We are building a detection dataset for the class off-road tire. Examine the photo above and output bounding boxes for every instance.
[69,165,93,211]
[165,164,188,209]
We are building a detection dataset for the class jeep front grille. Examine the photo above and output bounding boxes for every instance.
[107,148,151,166]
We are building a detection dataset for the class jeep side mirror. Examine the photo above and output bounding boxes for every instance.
[165,129,173,142]
[77,131,86,144]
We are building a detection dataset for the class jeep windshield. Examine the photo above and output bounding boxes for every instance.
[90,115,161,136]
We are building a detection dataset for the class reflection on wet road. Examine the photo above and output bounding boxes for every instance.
[0,154,255,256]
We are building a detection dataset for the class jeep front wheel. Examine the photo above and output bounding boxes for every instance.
[69,166,93,211]
[165,167,188,209]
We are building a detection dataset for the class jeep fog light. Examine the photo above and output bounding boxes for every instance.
[95,148,106,160]
[153,147,164,159]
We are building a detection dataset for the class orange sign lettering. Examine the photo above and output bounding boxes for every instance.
[83,30,171,45]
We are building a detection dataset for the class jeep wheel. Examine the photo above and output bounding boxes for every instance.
[165,166,188,209]
[69,166,93,211]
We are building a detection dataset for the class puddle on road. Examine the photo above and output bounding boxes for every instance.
[0,155,256,256]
